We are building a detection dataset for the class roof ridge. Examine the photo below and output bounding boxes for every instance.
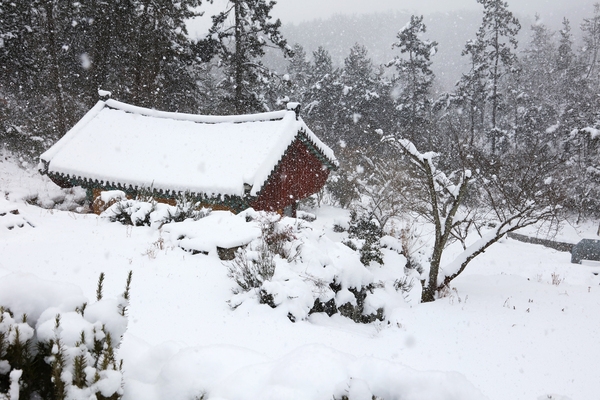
[105,99,289,124]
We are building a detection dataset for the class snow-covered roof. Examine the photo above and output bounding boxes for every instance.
[40,99,337,197]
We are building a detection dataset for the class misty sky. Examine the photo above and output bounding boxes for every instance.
[271,0,594,23]
[188,0,597,38]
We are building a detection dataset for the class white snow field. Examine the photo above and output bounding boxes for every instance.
[1,155,599,400]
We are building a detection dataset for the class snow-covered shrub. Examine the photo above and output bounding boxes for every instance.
[25,186,88,212]
[258,213,297,260]
[165,191,211,223]
[103,194,211,228]
[328,281,385,323]
[227,242,275,294]
[297,210,316,222]
[345,210,384,266]
[104,199,157,226]
[0,272,132,400]
[227,212,296,306]
[227,212,409,323]
[395,222,427,275]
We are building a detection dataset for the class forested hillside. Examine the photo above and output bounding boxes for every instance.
[1,0,599,224]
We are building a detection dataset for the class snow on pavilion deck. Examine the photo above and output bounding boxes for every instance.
[39,99,337,214]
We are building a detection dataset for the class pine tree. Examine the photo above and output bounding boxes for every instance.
[302,46,341,146]
[468,0,521,153]
[0,1,27,152]
[0,1,37,92]
[455,38,488,146]
[556,9,600,222]
[286,44,311,105]
[387,15,438,147]
[514,15,558,150]
[581,3,600,86]
[556,17,590,150]
[41,1,69,135]
[129,0,204,111]
[82,0,203,111]
[522,15,556,101]
[0,1,61,157]
[199,0,292,114]
[557,18,574,72]
[337,43,387,150]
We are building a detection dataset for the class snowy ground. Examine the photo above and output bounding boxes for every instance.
[1,155,600,400]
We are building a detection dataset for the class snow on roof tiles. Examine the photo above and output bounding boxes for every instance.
[40,100,337,197]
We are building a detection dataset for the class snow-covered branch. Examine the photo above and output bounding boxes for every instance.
[385,134,561,302]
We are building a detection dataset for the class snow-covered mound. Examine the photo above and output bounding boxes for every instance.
[163,210,262,255]
[0,150,86,211]
[0,198,34,232]
[123,343,486,400]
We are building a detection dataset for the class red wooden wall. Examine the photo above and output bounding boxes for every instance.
[251,139,330,213]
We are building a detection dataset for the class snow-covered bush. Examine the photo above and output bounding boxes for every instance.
[345,210,384,266]
[104,199,158,226]
[227,211,409,323]
[102,196,210,228]
[326,164,361,209]
[227,241,276,296]
[24,186,88,213]
[165,191,212,223]
[380,220,428,276]
[226,212,296,306]
[0,272,131,400]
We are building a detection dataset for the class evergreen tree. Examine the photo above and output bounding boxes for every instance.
[387,15,438,148]
[581,3,600,86]
[200,0,292,114]
[468,0,521,153]
[286,44,311,105]
[557,8,600,222]
[0,0,208,159]
[514,15,558,150]
[521,16,556,102]
[337,43,388,150]
[84,0,203,111]
[0,0,72,156]
[302,46,342,146]
[195,62,227,115]
[0,1,38,155]
[129,0,204,111]
[557,18,575,72]
[455,38,488,146]
[556,17,590,148]
[0,1,37,93]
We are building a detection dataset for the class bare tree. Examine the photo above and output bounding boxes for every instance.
[384,136,562,303]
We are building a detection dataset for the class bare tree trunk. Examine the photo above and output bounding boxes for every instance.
[91,0,111,99]
[234,0,244,114]
[44,1,67,135]
[490,28,500,154]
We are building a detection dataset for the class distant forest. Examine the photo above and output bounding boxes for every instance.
[0,0,598,222]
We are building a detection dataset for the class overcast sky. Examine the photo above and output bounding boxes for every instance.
[189,0,597,39]
[270,0,595,23]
